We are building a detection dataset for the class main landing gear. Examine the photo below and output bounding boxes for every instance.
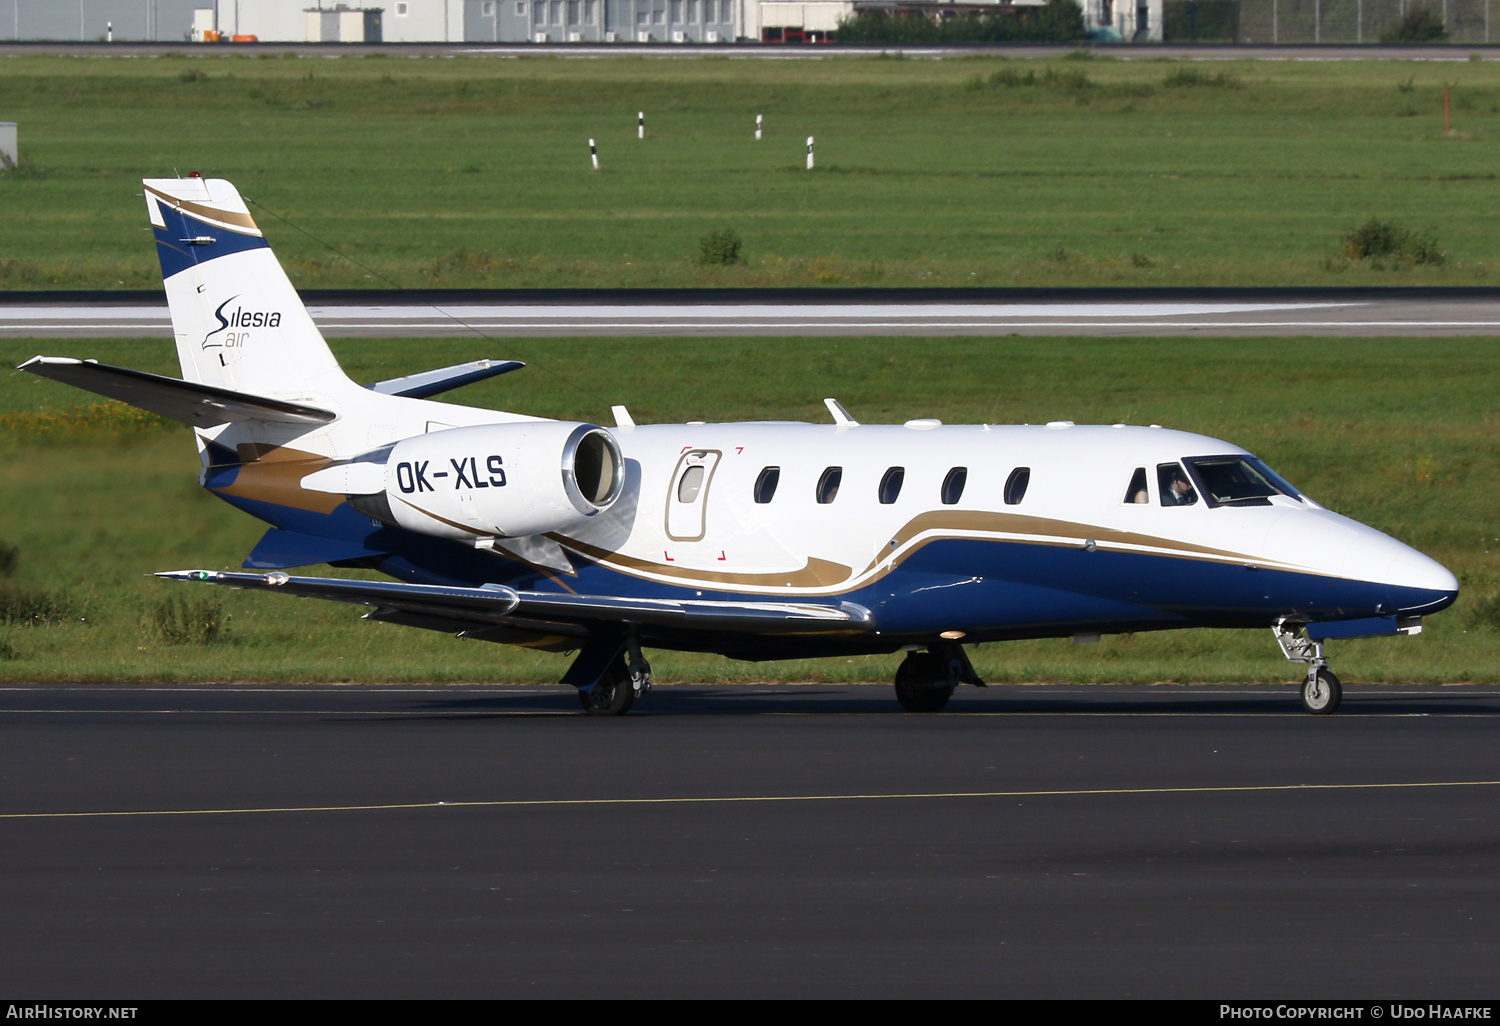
[1273,621,1342,715]
[893,642,984,713]
[577,639,652,717]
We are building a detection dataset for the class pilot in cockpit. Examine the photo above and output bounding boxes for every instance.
[1159,465,1199,507]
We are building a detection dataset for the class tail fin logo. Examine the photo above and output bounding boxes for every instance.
[202,295,283,349]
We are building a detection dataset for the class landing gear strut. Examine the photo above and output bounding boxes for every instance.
[1274,621,1342,716]
[893,642,983,713]
[576,637,652,717]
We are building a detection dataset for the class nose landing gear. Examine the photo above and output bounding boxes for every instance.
[1274,621,1343,715]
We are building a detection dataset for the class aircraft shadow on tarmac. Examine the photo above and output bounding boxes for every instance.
[399,685,1500,718]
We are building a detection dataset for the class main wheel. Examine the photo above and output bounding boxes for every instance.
[894,652,956,713]
[578,664,636,716]
[1301,668,1342,715]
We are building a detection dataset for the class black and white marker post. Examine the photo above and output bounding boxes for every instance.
[755,114,763,140]
[806,136,814,170]
[589,138,599,170]
[638,112,645,139]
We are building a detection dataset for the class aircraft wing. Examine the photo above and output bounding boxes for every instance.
[18,357,336,428]
[156,570,877,635]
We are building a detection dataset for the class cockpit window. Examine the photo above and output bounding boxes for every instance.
[1184,456,1300,508]
[1124,467,1148,504]
[1158,463,1198,507]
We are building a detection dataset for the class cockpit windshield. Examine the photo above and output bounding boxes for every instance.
[1184,456,1302,507]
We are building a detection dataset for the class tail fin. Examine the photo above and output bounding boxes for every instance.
[145,176,355,400]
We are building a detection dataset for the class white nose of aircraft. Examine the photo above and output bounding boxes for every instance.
[1267,507,1458,614]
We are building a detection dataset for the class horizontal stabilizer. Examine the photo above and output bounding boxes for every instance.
[19,357,336,428]
[159,570,877,635]
[368,359,524,400]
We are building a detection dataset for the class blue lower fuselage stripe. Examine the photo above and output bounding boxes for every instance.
[209,492,1457,642]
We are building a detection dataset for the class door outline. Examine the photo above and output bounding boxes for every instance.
[665,449,722,542]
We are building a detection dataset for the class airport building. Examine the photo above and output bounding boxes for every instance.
[2,0,1169,45]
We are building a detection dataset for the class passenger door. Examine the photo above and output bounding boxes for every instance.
[666,449,721,542]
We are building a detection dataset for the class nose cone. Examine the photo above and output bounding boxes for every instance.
[1384,551,1459,614]
[1266,508,1458,616]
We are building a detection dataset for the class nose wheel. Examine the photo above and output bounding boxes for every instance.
[1301,667,1342,715]
[1274,621,1343,716]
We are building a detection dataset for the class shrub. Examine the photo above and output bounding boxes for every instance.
[1163,0,1240,41]
[837,0,1086,44]
[1342,218,1445,266]
[1163,66,1243,89]
[143,594,228,646]
[0,542,16,579]
[698,228,742,266]
[0,587,69,626]
[1379,6,1446,43]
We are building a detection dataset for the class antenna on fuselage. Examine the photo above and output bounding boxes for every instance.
[824,398,858,427]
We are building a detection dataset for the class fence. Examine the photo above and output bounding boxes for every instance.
[1237,0,1497,43]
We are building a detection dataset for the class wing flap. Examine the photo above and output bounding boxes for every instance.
[157,570,877,635]
[19,357,336,428]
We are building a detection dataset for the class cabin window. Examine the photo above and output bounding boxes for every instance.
[941,467,967,505]
[1158,463,1199,507]
[1003,467,1029,505]
[677,465,705,503]
[754,466,780,504]
[816,467,842,504]
[1124,467,1148,504]
[1184,455,1299,507]
[878,467,904,505]
[395,2,409,14]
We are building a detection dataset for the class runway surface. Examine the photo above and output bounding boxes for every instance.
[3,682,1497,998]
[7,289,1500,338]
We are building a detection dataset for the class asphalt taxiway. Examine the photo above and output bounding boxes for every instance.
[7,288,1500,338]
[2,682,1497,998]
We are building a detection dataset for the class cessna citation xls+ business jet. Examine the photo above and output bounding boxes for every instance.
[20,177,1458,715]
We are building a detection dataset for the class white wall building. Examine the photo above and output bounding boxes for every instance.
[1082,0,1161,40]
[207,0,1157,44]
[213,0,465,41]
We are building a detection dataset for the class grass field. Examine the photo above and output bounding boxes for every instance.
[3,52,1500,289]
[1,334,1496,685]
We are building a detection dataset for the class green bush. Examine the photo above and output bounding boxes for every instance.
[1163,66,1244,89]
[1379,6,1447,43]
[0,587,69,626]
[837,0,1086,44]
[698,228,743,266]
[1163,0,1240,40]
[143,594,228,646]
[1342,217,1445,266]
[0,542,16,579]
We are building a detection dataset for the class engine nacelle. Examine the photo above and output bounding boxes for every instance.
[359,422,624,540]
